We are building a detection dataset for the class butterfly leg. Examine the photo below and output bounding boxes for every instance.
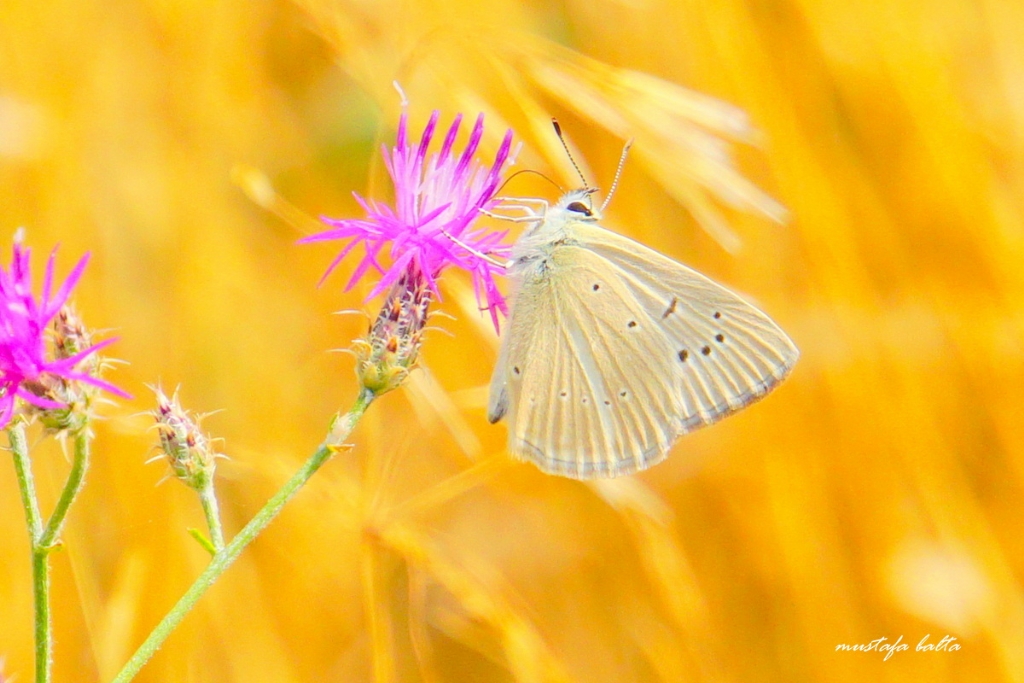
[477,208,541,223]
[492,197,548,216]
[436,227,511,268]
[493,196,549,207]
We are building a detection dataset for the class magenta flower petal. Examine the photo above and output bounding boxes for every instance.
[437,114,462,166]
[16,387,65,410]
[344,240,387,292]
[61,371,132,399]
[454,114,485,183]
[416,111,439,170]
[41,250,57,308]
[0,395,14,426]
[314,239,361,287]
[45,253,89,320]
[48,335,118,370]
[305,109,515,332]
[367,250,415,300]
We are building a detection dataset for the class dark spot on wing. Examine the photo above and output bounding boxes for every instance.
[714,311,722,319]
[701,345,712,355]
[627,320,637,328]
[513,366,521,375]
[560,391,567,397]
[662,297,678,319]
[678,349,689,362]
[715,334,725,343]
[604,400,611,405]
[620,390,628,397]
[592,283,600,291]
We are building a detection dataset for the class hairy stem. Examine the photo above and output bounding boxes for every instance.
[39,428,90,550]
[198,482,225,553]
[10,422,42,537]
[9,422,52,683]
[110,390,375,683]
[31,547,51,683]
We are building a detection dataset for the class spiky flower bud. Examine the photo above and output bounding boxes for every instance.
[352,267,432,397]
[151,388,218,491]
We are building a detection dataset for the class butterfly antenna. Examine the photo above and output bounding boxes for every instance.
[551,119,590,190]
[600,138,633,213]
[496,168,563,195]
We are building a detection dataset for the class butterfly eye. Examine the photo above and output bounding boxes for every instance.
[566,201,593,216]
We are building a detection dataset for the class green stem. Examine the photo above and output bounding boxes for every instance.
[110,390,375,683]
[32,547,51,683]
[9,422,51,683]
[198,482,225,553]
[10,422,43,537]
[39,428,90,550]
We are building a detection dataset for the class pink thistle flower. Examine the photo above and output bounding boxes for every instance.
[301,110,515,331]
[0,240,129,429]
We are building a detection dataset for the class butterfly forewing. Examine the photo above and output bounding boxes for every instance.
[489,220,798,480]
[577,221,799,410]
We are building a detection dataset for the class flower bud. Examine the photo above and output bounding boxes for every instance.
[151,388,218,491]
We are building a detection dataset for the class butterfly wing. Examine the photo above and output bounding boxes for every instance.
[575,220,800,422]
[488,221,798,479]
[489,246,675,477]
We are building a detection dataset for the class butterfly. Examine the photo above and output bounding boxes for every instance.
[486,146,798,479]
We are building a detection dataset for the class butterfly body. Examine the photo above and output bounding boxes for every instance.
[488,190,798,479]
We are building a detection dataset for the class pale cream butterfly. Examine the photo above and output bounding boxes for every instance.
[484,126,799,479]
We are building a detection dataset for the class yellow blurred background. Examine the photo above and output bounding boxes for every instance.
[2,0,1024,681]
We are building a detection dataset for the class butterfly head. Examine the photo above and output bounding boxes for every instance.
[507,187,601,272]
[555,188,602,222]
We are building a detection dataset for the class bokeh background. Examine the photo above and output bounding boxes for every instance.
[2,0,1023,681]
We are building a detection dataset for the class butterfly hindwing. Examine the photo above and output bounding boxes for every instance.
[492,246,680,477]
